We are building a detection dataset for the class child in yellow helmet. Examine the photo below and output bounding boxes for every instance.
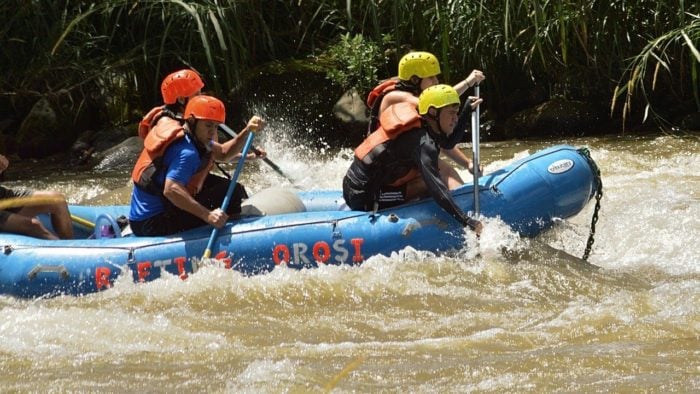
[367,51,485,189]
[345,85,482,235]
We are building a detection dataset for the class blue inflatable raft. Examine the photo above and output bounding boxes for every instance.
[0,145,600,298]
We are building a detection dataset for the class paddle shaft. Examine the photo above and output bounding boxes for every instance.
[0,195,65,211]
[471,85,481,215]
[203,131,255,259]
[71,214,94,229]
[218,123,299,187]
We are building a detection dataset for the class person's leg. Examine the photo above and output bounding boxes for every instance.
[0,210,59,240]
[342,175,372,211]
[377,184,409,210]
[404,177,429,201]
[437,158,464,190]
[130,207,202,236]
[15,190,73,239]
[42,191,73,239]
[195,175,248,216]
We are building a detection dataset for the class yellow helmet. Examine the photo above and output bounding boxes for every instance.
[418,84,460,115]
[398,51,441,81]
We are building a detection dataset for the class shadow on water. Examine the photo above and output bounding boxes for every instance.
[501,238,600,270]
[491,237,656,293]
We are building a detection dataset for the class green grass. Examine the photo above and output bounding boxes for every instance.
[0,0,697,132]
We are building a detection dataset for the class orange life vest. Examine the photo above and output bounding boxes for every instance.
[132,107,212,196]
[366,78,399,109]
[365,78,399,135]
[138,107,161,139]
[138,105,184,139]
[354,102,422,186]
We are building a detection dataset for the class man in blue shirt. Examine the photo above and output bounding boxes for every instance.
[129,95,264,236]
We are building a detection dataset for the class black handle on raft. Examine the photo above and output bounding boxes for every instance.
[27,265,70,281]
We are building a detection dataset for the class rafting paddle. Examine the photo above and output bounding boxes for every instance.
[218,123,300,188]
[471,85,481,216]
[71,214,94,229]
[202,131,256,259]
[0,195,67,211]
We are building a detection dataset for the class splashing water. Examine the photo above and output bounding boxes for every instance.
[1,133,698,392]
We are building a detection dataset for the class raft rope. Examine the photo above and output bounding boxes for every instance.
[578,147,603,261]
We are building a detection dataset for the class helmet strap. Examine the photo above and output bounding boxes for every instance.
[396,79,421,96]
[185,119,212,155]
[162,104,184,122]
[425,109,449,146]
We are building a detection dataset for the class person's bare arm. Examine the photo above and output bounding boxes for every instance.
[379,91,419,114]
[454,69,486,96]
[444,147,474,171]
[213,116,265,162]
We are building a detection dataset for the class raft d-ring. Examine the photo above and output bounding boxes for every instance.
[93,213,122,239]
[3,245,12,255]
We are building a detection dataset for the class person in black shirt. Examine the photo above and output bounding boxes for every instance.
[343,85,482,234]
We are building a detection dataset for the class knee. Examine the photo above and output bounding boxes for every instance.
[35,190,68,211]
[45,190,67,202]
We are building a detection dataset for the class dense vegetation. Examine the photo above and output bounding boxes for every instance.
[0,1,697,154]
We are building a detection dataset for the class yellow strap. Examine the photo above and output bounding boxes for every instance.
[0,195,97,229]
[70,214,95,229]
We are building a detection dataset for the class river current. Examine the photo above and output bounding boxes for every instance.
[0,131,698,392]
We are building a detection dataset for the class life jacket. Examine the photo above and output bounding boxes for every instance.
[138,106,180,139]
[366,79,399,108]
[138,107,161,139]
[366,78,399,135]
[355,102,422,186]
[365,78,420,135]
[132,109,212,196]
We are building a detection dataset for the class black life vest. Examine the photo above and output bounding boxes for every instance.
[355,102,423,186]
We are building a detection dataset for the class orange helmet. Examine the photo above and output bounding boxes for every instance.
[184,95,226,123]
[160,69,204,104]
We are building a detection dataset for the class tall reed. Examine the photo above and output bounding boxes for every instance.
[612,14,700,131]
[0,0,697,132]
